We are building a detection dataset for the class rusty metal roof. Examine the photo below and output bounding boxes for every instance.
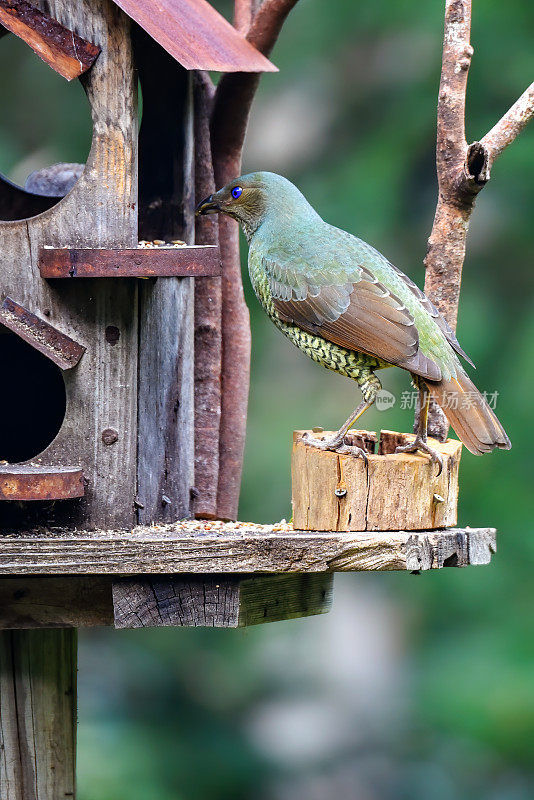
[111,0,277,72]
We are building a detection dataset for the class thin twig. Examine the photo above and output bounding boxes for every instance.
[480,81,534,168]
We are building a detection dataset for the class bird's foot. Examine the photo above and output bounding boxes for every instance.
[300,432,368,464]
[395,437,443,476]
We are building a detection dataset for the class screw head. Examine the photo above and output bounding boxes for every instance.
[334,487,347,498]
[102,428,119,445]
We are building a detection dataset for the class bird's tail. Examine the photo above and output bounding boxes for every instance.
[424,371,511,455]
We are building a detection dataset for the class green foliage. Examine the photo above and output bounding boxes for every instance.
[1,1,533,796]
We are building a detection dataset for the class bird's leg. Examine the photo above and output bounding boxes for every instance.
[300,371,380,461]
[396,378,443,475]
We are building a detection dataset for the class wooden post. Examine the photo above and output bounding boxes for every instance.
[0,629,77,800]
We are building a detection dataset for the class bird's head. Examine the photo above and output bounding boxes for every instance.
[195,171,317,240]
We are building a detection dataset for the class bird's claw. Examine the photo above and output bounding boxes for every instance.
[300,432,368,464]
[395,437,443,476]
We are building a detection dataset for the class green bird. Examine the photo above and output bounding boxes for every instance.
[196,172,511,469]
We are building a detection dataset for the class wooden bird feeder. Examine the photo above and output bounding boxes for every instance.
[0,0,508,796]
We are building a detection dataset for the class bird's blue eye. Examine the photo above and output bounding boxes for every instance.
[231,186,243,199]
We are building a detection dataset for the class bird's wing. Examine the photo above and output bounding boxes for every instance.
[388,263,475,368]
[261,252,442,380]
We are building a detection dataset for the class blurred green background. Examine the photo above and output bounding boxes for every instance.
[1,0,533,797]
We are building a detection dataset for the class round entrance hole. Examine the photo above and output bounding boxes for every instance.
[0,329,67,463]
[0,33,93,221]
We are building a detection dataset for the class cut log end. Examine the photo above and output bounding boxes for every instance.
[292,429,462,532]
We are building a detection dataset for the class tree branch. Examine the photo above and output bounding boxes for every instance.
[424,0,473,332]
[423,0,533,438]
[246,0,299,54]
[233,0,261,35]
[479,81,534,168]
[434,0,472,196]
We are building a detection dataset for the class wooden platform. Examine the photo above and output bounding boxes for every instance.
[0,521,496,575]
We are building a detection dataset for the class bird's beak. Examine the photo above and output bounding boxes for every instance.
[195,194,220,215]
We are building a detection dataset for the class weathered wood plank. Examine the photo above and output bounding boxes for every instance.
[0,574,330,630]
[0,0,100,80]
[0,629,76,799]
[0,524,496,575]
[468,527,497,565]
[292,430,462,531]
[193,70,222,520]
[0,577,113,628]
[112,573,333,628]
[0,0,139,530]
[39,245,220,278]
[136,32,195,523]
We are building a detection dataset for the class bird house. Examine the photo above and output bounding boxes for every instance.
[0,0,275,531]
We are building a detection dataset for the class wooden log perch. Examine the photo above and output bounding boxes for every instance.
[424,0,534,436]
[0,0,100,80]
[292,430,462,532]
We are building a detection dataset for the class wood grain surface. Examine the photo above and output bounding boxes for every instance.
[0,523,496,575]
[112,573,333,628]
[0,0,100,79]
[0,576,113,628]
[135,36,195,523]
[0,0,139,530]
[0,629,76,799]
[292,430,462,531]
